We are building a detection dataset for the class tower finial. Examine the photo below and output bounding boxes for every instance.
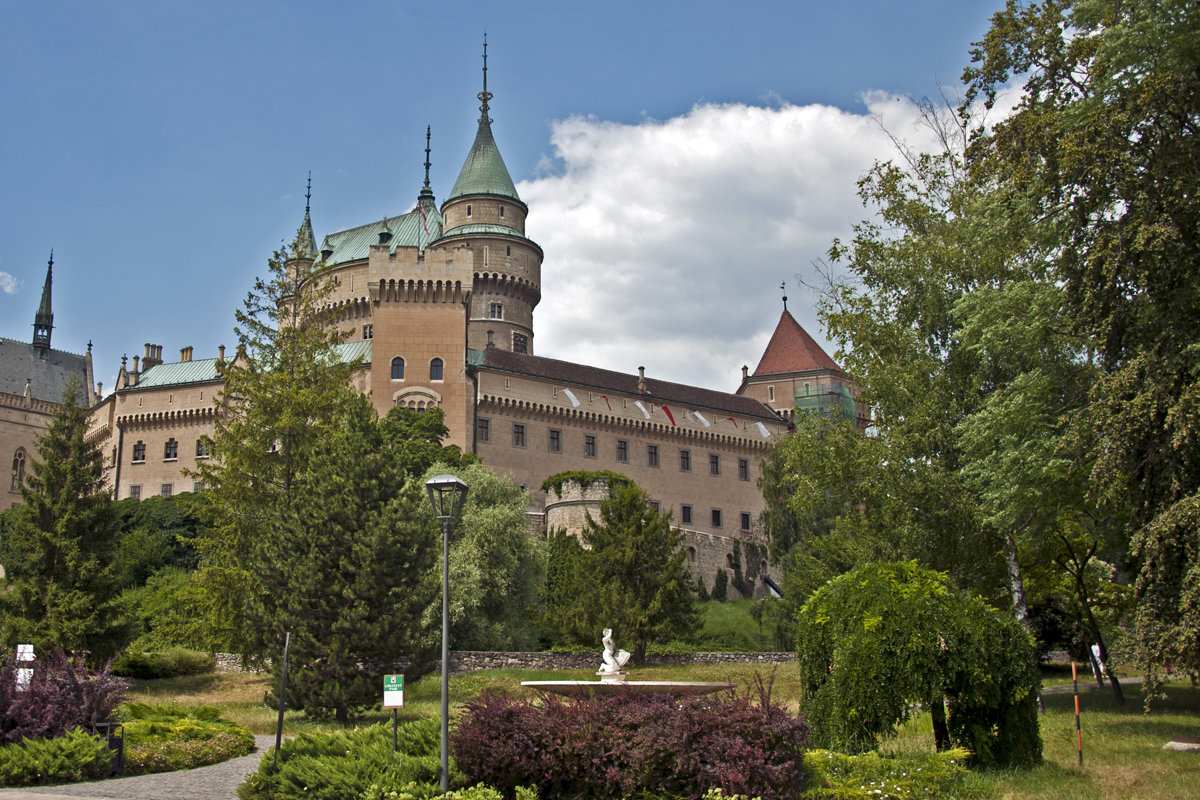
[781,281,788,312]
[478,34,492,123]
[305,171,312,213]
[424,125,432,189]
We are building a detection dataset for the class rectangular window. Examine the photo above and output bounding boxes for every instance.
[196,439,209,458]
[709,454,721,476]
[738,458,750,481]
[647,444,659,468]
[512,423,526,448]
[711,509,723,528]
[164,438,178,460]
[584,435,597,458]
[512,333,528,354]
[129,485,141,500]
[740,512,752,532]
[194,481,205,493]
[616,439,629,463]
[363,324,373,339]
[132,441,146,462]
[768,385,775,402]
[649,500,661,513]
[681,504,693,525]
[548,428,562,453]
[490,303,503,319]
[476,417,490,444]
[161,483,173,498]
[679,449,691,472]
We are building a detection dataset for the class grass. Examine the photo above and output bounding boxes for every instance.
[127,664,1200,799]
[695,598,775,651]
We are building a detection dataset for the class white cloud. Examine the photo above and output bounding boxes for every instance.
[0,272,20,295]
[520,96,943,392]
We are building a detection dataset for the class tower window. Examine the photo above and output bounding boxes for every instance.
[196,439,210,458]
[616,439,629,463]
[712,509,723,528]
[548,428,562,453]
[164,438,178,460]
[512,333,528,354]
[132,441,146,463]
[709,454,721,476]
[681,504,693,525]
[10,448,26,491]
[769,385,775,402]
[647,444,659,468]
[363,324,373,339]
[476,417,490,443]
[512,423,526,448]
[738,458,749,481]
[490,303,503,319]
[391,357,405,380]
[430,358,444,381]
[466,204,472,217]
[584,435,597,458]
[740,512,752,532]
[499,205,505,218]
[680,449,691,472]
[506,245,511,256]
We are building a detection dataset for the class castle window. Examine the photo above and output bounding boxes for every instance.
[506,245,511,256]
[738,458,749,481]
[740,512,752,532]
[194,481,205,492]
[649,500,660,513]
[490,303,503,319]
[129,485,141,500]
[712,509,723,529]
[164,438,178,460]
[768,386,775,402]
[476,417,490,443]
[132,441,146,463]
[584,435,597,459]
[512,333,528,354]
[512,423,526,448]
[709,454,721,476]
[499,205,505,218]
[616,439,629,463]
[647,444,659,468]
[363,324,373,340]
[466,204,472,217]
[679,449,691,472]
[391,357,405,380]
[548,428,562,453]
[10,448,26,491]
[681,504,693,525]
[196,439,210,458]
[430,358,444,381]
[161,483,173,498]
[687,546,696,562]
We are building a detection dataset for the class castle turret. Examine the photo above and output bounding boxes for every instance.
[286,175,319,285]
[32,252,54,356]
[437,38,542,356]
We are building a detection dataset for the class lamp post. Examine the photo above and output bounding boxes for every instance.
[425,474,468,795]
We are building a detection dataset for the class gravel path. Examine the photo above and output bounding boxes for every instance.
[0,735,275,800]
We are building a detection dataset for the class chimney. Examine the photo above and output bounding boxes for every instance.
[180,346,193,362]
[96,381,103,397]
[142,344,163,370]
[637,366,647,395]
[132,355,140,372]
[741,365,748,381]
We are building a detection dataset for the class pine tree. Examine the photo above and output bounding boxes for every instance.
[1,384,120,656]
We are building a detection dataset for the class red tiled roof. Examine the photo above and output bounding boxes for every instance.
[752,310,840,376]
[477,349,781,422]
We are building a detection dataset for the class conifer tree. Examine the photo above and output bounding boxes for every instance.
[1,385,120,656]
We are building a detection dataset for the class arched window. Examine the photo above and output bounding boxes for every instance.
[10,448,26,491]
[391,356,405,380]
[430,358,444,381]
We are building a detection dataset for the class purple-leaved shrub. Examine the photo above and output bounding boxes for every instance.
[0,649,128,744]
[453,687,810,800]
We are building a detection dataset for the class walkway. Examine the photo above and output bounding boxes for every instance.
[0,735,275,800]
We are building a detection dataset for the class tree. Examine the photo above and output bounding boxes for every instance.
[964,0,1200,690]
[797,561,1042,768]
[0,385,121,656]
[420,461,545,652]
[192,234,359,654]
[544,479,697,664]
[257,395,440,723]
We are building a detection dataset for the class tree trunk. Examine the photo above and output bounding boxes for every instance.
[930,697,950,751]
[1076,576,1124,705]
[1002,533,1031,630]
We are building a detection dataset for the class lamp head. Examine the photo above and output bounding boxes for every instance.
[425,474,469,521]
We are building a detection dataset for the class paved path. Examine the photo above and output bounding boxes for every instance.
[0,735,275,800]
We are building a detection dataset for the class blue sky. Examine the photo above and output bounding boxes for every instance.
[1,1,1007,395]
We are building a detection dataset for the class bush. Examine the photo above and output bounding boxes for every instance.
[0,649,127,745]
[802,748,972,799]
[0,728,114,787]
[453,689,810,799]
[113,647,215,679]
[120,703,254,775]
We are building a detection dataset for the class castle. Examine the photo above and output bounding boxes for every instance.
[6,49,862,594]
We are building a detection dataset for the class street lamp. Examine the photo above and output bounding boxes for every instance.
[425,474,468,795]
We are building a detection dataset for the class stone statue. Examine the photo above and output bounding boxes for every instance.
[598,628,631,680]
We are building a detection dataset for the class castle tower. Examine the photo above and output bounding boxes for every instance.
[285,174,319,285]
[32,252,54,356]
[437,38,543,355]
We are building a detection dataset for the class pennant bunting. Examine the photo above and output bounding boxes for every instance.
[562,388,581,408]
[634,400,651,419]
[725,417,739,428]
[756,422,770,438]
[691,410,711,428]
[661,406,677,426]
[600,394,613,412]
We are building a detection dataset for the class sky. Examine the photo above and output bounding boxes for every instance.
[0,0,1009,396]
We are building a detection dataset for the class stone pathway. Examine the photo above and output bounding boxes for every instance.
[0,735,275,800]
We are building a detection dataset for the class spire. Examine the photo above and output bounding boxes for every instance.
[752,308,841,377]
[420,125,434,200]
[32,250,53,353]
[294,172,318,260]
[447,38,520,203]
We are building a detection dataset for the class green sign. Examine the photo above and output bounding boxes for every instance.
[383,674,404,708]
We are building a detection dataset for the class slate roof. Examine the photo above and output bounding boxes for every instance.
[320,202,443,267]
[752,310,841,376]
[447,117,520,203]
[0,338,88,403]
[477,348,780,422]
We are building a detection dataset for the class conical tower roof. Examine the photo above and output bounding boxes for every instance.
[447,39,521,203]
[33,251,54,352]
[752,309,840,376]
[294,173,319,260]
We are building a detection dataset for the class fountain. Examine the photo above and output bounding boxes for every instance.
[521,628,733,698]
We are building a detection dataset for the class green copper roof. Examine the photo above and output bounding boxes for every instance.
[438,222,535,241]
[447,118,520,203]
[128,340,371,391]
[295,207,319,260]
[319,200,444,266]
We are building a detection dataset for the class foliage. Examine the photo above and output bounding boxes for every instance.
[115,566,212,651]
[539,470,632,498]
[0,384,121,656]
[238,718,450,800]
[0,648,127,745]
[110,493,203,589]
[796,562,1041,768]
[0,728,113,787]
[119,703,254,775]
[963,0,1200,691]
[193,233,360,654]
[112,647,215,680]
[801,748,973,800]
[541,482,698,663]
[257,395,442,723]
[711,568,728,602]
[421,462,545,652]
[453,688,810,800]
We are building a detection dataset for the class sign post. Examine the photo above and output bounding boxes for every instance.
[384,674,404,752]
